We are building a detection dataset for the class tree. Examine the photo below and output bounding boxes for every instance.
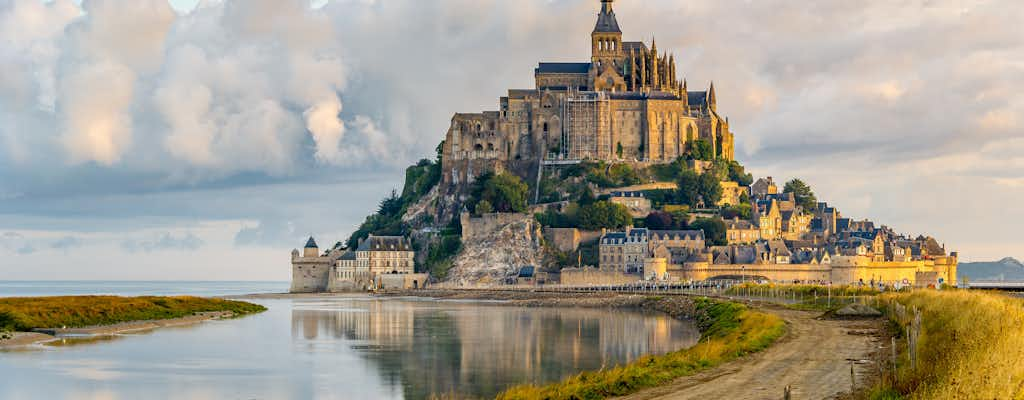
[689,139,714,161]
[645,211,674,230]
[377,189,402,216]
[474,199,493,215]
[691,217,727,246]
[609,163,641,186]
[472,172,529,213]
[697,173,723,206]
[784,178,818,212]
[616,142,624,159]
[676,169,701,206]
[578,201,633,230]
[727,161,754,186]
[721,203,752,220]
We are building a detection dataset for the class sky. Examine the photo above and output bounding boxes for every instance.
[0,0,1021,281]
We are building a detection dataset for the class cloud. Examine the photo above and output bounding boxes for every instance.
[121,232,204,253]
[0,231,35,255]
[50,235,83,251]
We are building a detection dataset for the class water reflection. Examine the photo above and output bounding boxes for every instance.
[291,298,699,399]
[0,297,698,400]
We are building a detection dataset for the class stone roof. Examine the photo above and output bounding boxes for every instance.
[357,235,412,252]
[535,62,591,74]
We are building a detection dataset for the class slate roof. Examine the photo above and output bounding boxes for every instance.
[518,266,536,278]
[687,91,707,106]
[535,62,592,74]
[650,230,705,241]
[609,91,681,101]
[357,236,412,252]
[304,237,318,249]
[622,41,648,53]
[593,3,621,33]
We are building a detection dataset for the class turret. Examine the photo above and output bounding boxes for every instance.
[303,236,319,258]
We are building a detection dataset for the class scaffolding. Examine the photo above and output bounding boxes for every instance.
[562,92,611,160]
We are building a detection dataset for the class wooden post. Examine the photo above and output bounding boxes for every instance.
[784,385,792,400]
[850,360,856,392]
[891,336,898,384]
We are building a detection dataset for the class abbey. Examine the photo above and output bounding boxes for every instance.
[442,0,735,186]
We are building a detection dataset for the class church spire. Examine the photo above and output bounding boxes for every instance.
[593,0,621,33]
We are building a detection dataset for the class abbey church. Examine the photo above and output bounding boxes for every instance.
[442,0,735,185]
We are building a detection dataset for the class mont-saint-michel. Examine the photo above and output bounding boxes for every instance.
[291,0,958,293]
[5,1,1023,399]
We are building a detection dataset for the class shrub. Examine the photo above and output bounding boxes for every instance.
[0,296,266,331]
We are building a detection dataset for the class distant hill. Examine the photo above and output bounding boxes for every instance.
[959,258,1024,281]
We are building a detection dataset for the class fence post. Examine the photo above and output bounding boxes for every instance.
[784,385,792,400]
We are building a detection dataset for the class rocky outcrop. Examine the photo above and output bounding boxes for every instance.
[442,213,544,287]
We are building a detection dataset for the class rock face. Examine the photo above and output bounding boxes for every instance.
[444,213,544,287]
[834,303,882,318]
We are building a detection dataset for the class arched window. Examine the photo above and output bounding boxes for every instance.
[542,122,549,133]
[474,144,483,151]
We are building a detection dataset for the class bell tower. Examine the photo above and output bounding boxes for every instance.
[591,0,623,71]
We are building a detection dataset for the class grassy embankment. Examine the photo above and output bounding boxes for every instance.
[0,296,266,331]
[496,298,786,400]
[725,283,881,311]
[867,290,1024,400]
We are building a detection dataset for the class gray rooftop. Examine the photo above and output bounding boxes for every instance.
[535,62,592,75]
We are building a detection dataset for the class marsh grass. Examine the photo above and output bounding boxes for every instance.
[868,290,1024,399]
[495,298,786,400]
[0,296,266,331]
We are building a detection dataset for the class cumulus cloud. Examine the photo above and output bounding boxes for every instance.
[1,0,1022,263]
[121,232,204,253]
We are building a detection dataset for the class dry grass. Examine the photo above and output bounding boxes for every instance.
[0,296,266,331]
[495,298,786,400]
[726,282,880,297]
[870,290,1024,399]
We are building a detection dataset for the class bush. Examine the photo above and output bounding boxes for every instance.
[471,172,529,213]
[691,217,727,245]
[577,201,633,230]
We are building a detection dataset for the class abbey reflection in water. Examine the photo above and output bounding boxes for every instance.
[291,299,699,399]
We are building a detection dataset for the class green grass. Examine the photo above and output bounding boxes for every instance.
[495,298,786,400]
[0,296,266,331]
[866,290,1024,399]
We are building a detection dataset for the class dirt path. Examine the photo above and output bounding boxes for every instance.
[619,307,882,400]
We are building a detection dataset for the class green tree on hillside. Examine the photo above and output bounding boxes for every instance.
[644,211,674,230]
[472,172,529,213]
[578,201,633,230]
[691,218,727,246]
[784,178,817,212]
[727,161,753,186]
[698,173,723,206]
[689,139,714,161]
[475,199,494,215]
[676,169,701,206]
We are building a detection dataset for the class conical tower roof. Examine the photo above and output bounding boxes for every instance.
[304,236,318,249]
[593,0,621,33]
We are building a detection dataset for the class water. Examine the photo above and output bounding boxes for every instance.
[0,283,700,400]
[0,281,289,297]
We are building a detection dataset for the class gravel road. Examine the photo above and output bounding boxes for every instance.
[618,306,882,400]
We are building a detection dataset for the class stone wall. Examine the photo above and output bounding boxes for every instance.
[377,273,430,290]
[290,257,332,293]
[560,267,640,285]
[544,228,581,253]
[461,212,534,242]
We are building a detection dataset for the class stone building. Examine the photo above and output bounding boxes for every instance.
[609,191,652,218]
[599,228,649,274]
[290,236,427,293]
[441,0,737,186]
[717,181,748,206]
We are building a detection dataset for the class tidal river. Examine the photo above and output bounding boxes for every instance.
[0,296,699,400]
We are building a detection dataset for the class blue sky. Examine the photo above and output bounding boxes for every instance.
[1,0,1021,280]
